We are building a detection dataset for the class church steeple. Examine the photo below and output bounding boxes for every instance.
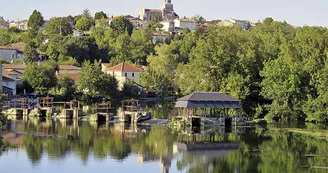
[162,0,174,11]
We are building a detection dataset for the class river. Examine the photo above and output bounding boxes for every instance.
[1,118,328,173]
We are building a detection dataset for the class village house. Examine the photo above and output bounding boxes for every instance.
[101,62,144,89]
[152,32,168,43]
[139,0,179,23]
[0,16,9,29]
[160,20,175,32]
[9,20,28,30]
[219,19,257,30]
[0,42,46,62]
[174,18,198,31]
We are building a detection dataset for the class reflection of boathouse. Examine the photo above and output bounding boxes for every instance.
[174,92,246,127]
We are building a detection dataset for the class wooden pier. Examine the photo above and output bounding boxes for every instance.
[89,103,113,122]
[118,99,151,123]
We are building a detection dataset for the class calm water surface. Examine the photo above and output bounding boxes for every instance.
[1,118,328,173]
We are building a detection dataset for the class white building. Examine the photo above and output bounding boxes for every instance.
[174,19,198,31]
[2,69,17,98]
[102,62,144,89]
[9,20,28,30]
[219,19,253,30]
[0,42,46,62]
[160,20,175,32]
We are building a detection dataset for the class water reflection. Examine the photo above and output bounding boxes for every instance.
[2,119,328,173]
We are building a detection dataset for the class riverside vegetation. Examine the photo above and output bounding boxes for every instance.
[1,10,328,122]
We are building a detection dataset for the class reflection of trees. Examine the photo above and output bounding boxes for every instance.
[24,136,43,165]
[10,120,176,165]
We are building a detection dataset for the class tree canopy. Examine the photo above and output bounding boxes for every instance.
[110,16,133,35]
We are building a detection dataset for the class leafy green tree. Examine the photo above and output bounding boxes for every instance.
[110,16,133,35]
[76,17,93,31]
[46,17,73,36]
[24,42,39,63]
[94,11,107,20]
[78,60,117,99]
[130,29,154,65]
[55,74,76,100]
[28,10,44,37]
[22,60,58,95]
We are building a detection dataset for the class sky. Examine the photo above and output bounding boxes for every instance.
[0,0,327,27]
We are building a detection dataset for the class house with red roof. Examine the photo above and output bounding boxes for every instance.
[102,62,145,89]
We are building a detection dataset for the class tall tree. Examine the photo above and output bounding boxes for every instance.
[22,60,58,95]
[28,10,44,37]
[76,17,93,31]
[110,16,133,35]
[94,11,107,20]
[24,42,39,63]
[82,9,92,19]
[45,17,73,36]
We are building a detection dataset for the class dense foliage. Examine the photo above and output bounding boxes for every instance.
[3,10,328,122]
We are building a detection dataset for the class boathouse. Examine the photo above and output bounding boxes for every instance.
[175,92,243,127]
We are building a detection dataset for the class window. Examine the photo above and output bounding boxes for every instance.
[12,54,15,59]
[132,73,135,77]
[125,73,127,77]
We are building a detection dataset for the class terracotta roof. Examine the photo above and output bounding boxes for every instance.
[2,69,15,81]
[59,65,81,70]
[6,69,18,75]
[0,42,46,54]
[56,73,80,81]
[2,64,26,70]
[106,62,143,72]
[152,32,167,36]
[102,63,111,69]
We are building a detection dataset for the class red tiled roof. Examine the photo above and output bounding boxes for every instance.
[106,62,143,72]
[6,69,18,75]
[59,65,81,70]
[102,63,111,68]
[2,64,26,70]
[56,73,80,81]
[2,70,15,81]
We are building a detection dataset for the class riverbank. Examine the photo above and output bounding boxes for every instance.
[272,128,328,141]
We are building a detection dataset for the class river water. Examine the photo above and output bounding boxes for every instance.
[1,118,328,173]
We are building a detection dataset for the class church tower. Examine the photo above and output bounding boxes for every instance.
[162,0,174,11]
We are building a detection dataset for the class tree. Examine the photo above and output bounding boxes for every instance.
[22,60,58,95]
[24,42,39,63]
[130,29,154,65]
[28,10,44,37]
[110,16,133,35]
[192,14,206,24]
[82,9,92,19]
[95,11,107,20]
[55,74,76,100]
[45,17,73,36]
[76,17,93,31]
[78,60,117,99]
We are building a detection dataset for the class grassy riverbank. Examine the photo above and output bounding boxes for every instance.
[273,128,328,141]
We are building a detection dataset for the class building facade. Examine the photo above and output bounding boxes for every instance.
[139,0,179,23]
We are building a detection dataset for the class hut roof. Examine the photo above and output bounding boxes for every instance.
[175,92,240,108]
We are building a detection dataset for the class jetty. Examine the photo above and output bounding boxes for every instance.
[118,99,151,123]
[173,92,246,128]
[89,103,113,121]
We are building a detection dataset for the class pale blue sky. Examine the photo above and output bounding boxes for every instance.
[1,0,327,26]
